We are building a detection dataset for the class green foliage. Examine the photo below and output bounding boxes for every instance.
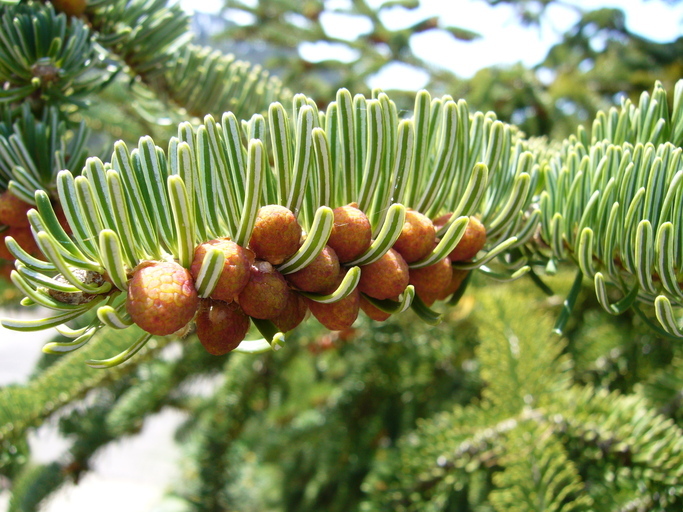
[490,422,592,512]
[217,0,474,102]
[362,281,683,511]
[0,103,89,198]
[534,81,683,338]
[0,325,175,445]
[0,2,109,106]
[8,462,63,512]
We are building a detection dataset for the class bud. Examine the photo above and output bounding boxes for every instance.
[190,238,252,302]
[285,245,340,293]
[271,290,308,332]
[359,294,392,322]
[237,260,289,319]
[358,248,409,300]
[409,257,453,302]
[195,299,250,355]
[393,209,436,263]
[249,205,302,265]
[306,286,360,331]
[327,203,372,263]
[126,261,199,336]
[0,191,32,229]
[434,214,486,262]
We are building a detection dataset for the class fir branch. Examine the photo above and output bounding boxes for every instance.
[476,289,573,415]
[364,282,683,510]
[536,80,683,338]
[0,103,89,194]
[161,44,291,119]
[0,2,110,108]
[86,0,290,121]
[489,422,593,512]
[180,353,265,512]
[7,462,63,512]
[2,90,533,365]
[0,326,174,446]
[105,340,226,436]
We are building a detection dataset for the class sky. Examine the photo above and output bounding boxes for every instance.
[180,0,683,90]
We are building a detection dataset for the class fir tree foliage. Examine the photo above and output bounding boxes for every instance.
[535,81,683,338]
[363,285,683,511]
[216,0,481,102]
[0,103,89,201]
[0,85,535,365]
[0,3,108,106]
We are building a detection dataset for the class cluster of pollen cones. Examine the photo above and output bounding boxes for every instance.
[0,191,70,280]
[1,192,486,356]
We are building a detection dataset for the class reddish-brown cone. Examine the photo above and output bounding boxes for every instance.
[0,261,12,281]
[1,227,41,261]
[237,260,289,319]
[434,268,470,301]
[51,0,87,16]
[190,238,252,302]
[358,248,409,300]
[195,299,250,355]
[126,260,199,336]
[306,286,360,331]
[327,203,372,263]
[359,294,392,322]
[271,290,308,332]
[285,245,340,293]
[409,257,453,302]
[393,209,436,263]
[249,205,302,265]
[0,191,32,228]
[434,214,487,262]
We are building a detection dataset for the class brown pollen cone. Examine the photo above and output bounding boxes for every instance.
[0,261,12,281]
[434,214,487,262]
[51,0,87,17]
[248,205,302,265]
[285,245,340,293]
[237,260,289,319]
[0,191,32,228]
[358,248,409,300]
[190,238,253,302]
[306,286,360,331]
[327,203,372,263]
[0,227,41,261]
[126,260,199,336]
[434,268,470,302]
[271,290,308,332]
[393,209,436,263]
[195,299,250,355]
[409,257,453,302]
[359,294,392,322]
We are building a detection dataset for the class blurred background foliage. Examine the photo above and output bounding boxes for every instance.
[209,0,683,139]
[2,0,683,510]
